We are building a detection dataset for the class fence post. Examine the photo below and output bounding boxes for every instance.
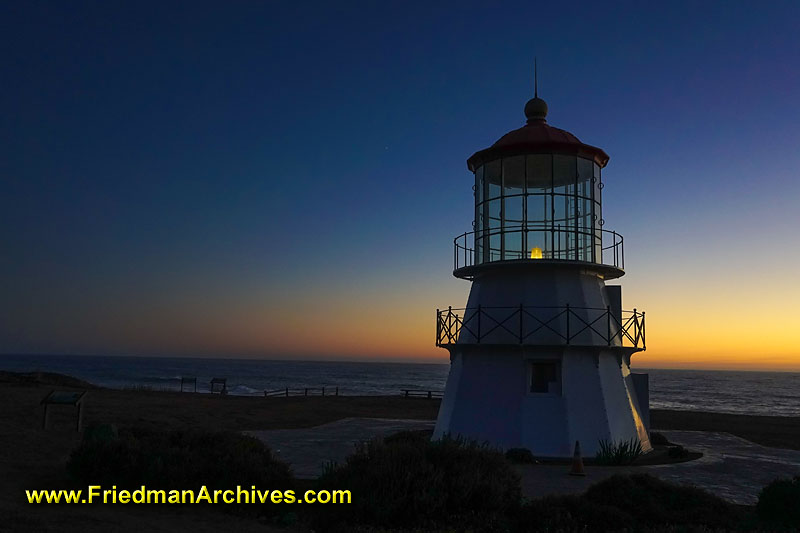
[565,303,570,344]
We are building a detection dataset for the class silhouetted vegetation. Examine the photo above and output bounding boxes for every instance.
[64,425,794,531]
[595,438,643,465]
[583,474,740,529]
[667,444,689,459]
[517,494,636,532]
[68,425,292,516]
[312,434,520,531]
[505,447,537,464]
[649,431,671,446]
[757,476,800,529]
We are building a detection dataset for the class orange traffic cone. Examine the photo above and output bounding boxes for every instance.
[569,440,586,476]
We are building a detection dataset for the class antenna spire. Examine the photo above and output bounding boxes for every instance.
[524,58,548,123]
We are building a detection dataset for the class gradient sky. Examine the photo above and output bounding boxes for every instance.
[2,1,799,370]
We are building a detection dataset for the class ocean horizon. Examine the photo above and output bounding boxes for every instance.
[2,353,799,417]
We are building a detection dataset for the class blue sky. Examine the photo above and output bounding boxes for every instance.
[2,1,799,368]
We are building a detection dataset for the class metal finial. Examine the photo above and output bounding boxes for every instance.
[524,58,547,123]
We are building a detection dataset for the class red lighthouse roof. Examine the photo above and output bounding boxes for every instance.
[466,96,610,171]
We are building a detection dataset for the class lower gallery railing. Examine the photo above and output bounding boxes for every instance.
[436,305,645,350]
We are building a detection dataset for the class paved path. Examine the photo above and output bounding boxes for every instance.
[246,418,435,479]
[247,419,800,505]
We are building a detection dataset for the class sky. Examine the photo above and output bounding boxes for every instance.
[1,1,799,370]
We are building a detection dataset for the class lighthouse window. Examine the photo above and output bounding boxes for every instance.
[472,155,603,267]
[529,361,561,394]
[486,160,502,199]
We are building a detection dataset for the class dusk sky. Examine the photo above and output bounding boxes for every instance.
[2,1,799,370]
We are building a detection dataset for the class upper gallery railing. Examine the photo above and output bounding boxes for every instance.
[436,305,645,350]
[453,225,624,271]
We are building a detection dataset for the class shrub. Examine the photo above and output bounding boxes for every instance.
[505,448,536,464]
[67,427,292,515]
[313,434,520,530]
[757,476,800,528]
[649,431,671,446]
[583,474,739,529]
[595,438,643,465]
[383,429,432,445]
[517,494,635,532]
[667,445,689,459]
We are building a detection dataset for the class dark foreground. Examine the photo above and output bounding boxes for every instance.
[2,373,799,532]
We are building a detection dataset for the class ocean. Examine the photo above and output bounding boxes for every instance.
[1,354,799,417]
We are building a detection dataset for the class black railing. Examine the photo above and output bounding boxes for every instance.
[436,305,645,350]
[264,387,339,397]
[401,389,444,399]
[453,226,624,271]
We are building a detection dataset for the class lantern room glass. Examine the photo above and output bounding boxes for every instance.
[474,154,602,265]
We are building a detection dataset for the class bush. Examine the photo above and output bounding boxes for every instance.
[517,494,635,532]
[649,431,671,446]
[67,427,292,515]
[757,476,800,528]
[667,445,689,459]
[383,429,432,445]
[313,434,520,530]
[595,438,643,465]
[505,448,536,464]
[583,474,739,529]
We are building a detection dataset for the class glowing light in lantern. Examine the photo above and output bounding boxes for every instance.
[530,247,543,259]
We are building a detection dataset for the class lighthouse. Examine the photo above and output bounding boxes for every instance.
[433,84,651,458]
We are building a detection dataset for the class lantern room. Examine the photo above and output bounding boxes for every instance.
[455,95,623,277]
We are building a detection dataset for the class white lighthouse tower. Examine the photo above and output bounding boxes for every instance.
[433,84,651,458]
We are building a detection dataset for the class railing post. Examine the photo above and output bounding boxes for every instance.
[436,308,440,346]
[641,312,646,350]
[633,308,638,347]
[285,387,288,397]
[448,306,453,343]
[428,391,432,399]
[607,306,611,345]
[519,304,523,344]
[304,388,308,396]
[565,303,570,343]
